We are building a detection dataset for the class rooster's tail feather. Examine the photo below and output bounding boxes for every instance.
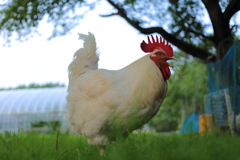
[68,32,99,85]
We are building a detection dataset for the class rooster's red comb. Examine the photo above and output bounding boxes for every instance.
[140,35,173,56]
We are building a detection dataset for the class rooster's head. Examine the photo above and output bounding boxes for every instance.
[140,35,176,80]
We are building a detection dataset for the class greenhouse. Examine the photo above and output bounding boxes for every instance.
[0,87,70,133]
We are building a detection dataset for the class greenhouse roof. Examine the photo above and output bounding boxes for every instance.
[0,87,67,115]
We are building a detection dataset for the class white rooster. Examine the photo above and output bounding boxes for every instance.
[66,32,176,153]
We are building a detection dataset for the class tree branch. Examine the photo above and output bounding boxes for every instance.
[183,28,214,41]
[106,0,216,62]
[106,0,142,30]
[100,12,119,17]
[224,0,240,23]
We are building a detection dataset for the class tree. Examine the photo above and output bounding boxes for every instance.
[0,82,65,90]
[0,0,239,61]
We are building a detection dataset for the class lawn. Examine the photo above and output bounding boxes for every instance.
[0,130,240,160]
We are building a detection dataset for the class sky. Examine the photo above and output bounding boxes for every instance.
[0,2,146,88]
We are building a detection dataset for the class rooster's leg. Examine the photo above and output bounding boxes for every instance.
[99,147,105,156]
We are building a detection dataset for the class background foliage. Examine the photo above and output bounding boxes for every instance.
[0,82,65,90]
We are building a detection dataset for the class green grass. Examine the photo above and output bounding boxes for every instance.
[0,130,240,160]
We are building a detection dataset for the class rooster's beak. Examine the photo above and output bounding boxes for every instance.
[167,56,177,61]
[166,56,176,68]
